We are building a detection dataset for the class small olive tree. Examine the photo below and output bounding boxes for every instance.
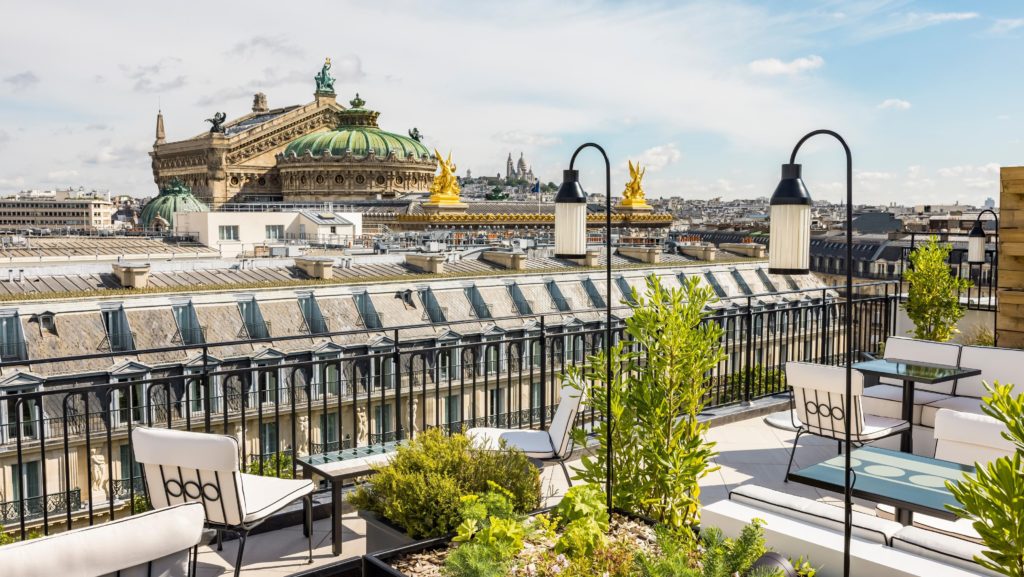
[947,382,1024,577]
[568,275,725,532]
[903,236,972,342]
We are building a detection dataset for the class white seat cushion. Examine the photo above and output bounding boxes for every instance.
[882,337,962,395]
[859,413,911,440]
[877,504,981,543]
[0,502,205,577]
[892,526,1001,576]
[730,484,903,544]
[920,396,985,428]
[239,474,314,524]
[933,409,1014,465]
[862,384,951,424]
[466,427,555,458]
[955,345,1024,398]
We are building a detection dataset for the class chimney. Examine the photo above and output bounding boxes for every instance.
[112,263,151,289]
[252,93,268,114]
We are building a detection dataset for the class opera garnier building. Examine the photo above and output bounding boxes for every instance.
[150,58,435,209]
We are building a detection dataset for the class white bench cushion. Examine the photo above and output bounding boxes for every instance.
[0,502,205,577]
[466,427,555,458]
[703,498,986,577]
[892,526,1001,576]
[955,345,1024,398]
[862,384,950,424]
[730,484,903,544]
[240,473,314,524]
[921,396,985,428]
[877,504,981,543]
[933,409,1014,465]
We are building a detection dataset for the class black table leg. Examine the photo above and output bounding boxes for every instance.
[301,465,312,539]
[896,507,913,526]
[901,378,914,453]
[331,479,343,556]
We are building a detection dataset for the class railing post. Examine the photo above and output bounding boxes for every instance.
[821,288,829,364]
[744,297,753,404]
[202,344,211,433]
[539,315,547,430]
[393,329,403,441]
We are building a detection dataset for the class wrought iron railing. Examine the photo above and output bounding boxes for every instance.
[0,489,82,526]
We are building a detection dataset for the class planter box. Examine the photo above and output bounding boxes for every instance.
[357,510,417,555]
[287,556,362,577]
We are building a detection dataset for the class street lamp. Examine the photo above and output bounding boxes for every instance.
[557,143,613,519]
[768,129,855,577]
[967,209,999,345]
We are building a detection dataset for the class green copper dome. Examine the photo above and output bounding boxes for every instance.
[141,178,209,229]
[283,94,430,160]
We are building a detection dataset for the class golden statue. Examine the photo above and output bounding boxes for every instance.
[424,149,466,209]
[618,160,652,210]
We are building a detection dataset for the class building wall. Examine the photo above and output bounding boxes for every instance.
[998,166,1024,348]
[0,199,113,231]
[174,211,359,257]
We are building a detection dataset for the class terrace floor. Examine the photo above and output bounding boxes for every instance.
[191,411,859,576]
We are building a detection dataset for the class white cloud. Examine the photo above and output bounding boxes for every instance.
[3,71,39,91]
[493,131,561,147]
[922,12,979,24]
[631,144,682,173]
[80,142,150,166]
[877,98,911,110]
[852,11,979,41]
[227,35,303,58]
[937,163,999,178]
[856,171,894,180]
[46,169,79,181]
[990,18,1024,35]
[748,54,824,76]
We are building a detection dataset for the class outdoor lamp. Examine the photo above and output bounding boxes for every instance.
[967,219,987,264]
[554,169,588,259]
[768,163,813,275]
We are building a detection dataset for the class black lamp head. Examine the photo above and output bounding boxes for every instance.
[968,219,986,238]
[555,169,587,203]
[770,164,813,206]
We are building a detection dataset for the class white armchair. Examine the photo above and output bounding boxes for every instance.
[466,383,582,484]
[0,502,204,577]
[132,427,315,577]
[785,361,910,480]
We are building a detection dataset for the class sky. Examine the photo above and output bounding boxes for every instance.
[0,0,1022,205]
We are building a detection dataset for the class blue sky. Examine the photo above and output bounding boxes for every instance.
[0,0,1021,205]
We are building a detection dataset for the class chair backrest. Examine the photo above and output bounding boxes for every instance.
[787,361,866,440]
[933,408,1015,465]
[0,501,204,577]
[883,337,962,394]
[547,382,583,458]
[132,426,246,527]
[954,345,1024,398]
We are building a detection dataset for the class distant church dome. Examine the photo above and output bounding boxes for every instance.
[141,178,209,229]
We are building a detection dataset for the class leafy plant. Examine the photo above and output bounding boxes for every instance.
[348,429,541,538]
[554,483,610,557]
[789,555,818,577]
[903,236,972,342]
[636,519,771,577]
[947,382,1024,577]
[568,275,725,530]
[446,486,524,577]
[245,452,294,479]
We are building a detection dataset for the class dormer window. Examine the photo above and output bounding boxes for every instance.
[0,310,26,361]
[236,295,269,339]
[100,303,134,353]
[546,280,572,312]
[354,291,382,329]
[464,285,491,319]
[298,292,328,334]
[34,312,56,335]
[171,299,204,345]
[418,287,446,323]
[581,278,605,309]
[507,282,533,315]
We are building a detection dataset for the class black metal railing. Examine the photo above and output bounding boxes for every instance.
[0,489,82,526]
[0,280,899,539]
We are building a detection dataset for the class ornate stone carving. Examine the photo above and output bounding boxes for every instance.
[356,407,368,444]
[206,112,227,134]
[90,451,108,500]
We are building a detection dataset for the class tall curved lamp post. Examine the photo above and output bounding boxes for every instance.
[556,143,613,519]
[768,130,854,577]
[967,209,999,345]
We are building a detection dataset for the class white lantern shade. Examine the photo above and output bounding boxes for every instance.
[768,203,811,274]
[967,228,986,264]
[555,202,587,258]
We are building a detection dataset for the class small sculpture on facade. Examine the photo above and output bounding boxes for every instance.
[90,452,108,499]
[428,149,461,203]
[315,58,335,93]
[623,160,646,201]
[356,407,368,444]
[408,127,422,142]
[206,112,227,134]
[298,415,309,452]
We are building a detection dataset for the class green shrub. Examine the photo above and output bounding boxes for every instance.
[446,486,524,577]
[554,483,609,557]
[636,519,771,577]
[245,452,294,479]
[569,275,725,531]
[947,382,1024,577]
[348,429,541,538]
[903,236,972,342]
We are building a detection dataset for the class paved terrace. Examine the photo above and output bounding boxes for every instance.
[189,409,846,577]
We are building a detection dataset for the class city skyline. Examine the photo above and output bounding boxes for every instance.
[0,0,1021,205]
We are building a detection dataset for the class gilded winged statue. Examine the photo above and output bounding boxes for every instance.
[429,149,461,201]
[623,160,646,201]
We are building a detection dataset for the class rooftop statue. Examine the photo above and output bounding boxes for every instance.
[206,112,227,134]
[619,160,652,210]
[315,57,335,93]
[162,177,192,195]
[428,149,461,203]
[408,127,422,142]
